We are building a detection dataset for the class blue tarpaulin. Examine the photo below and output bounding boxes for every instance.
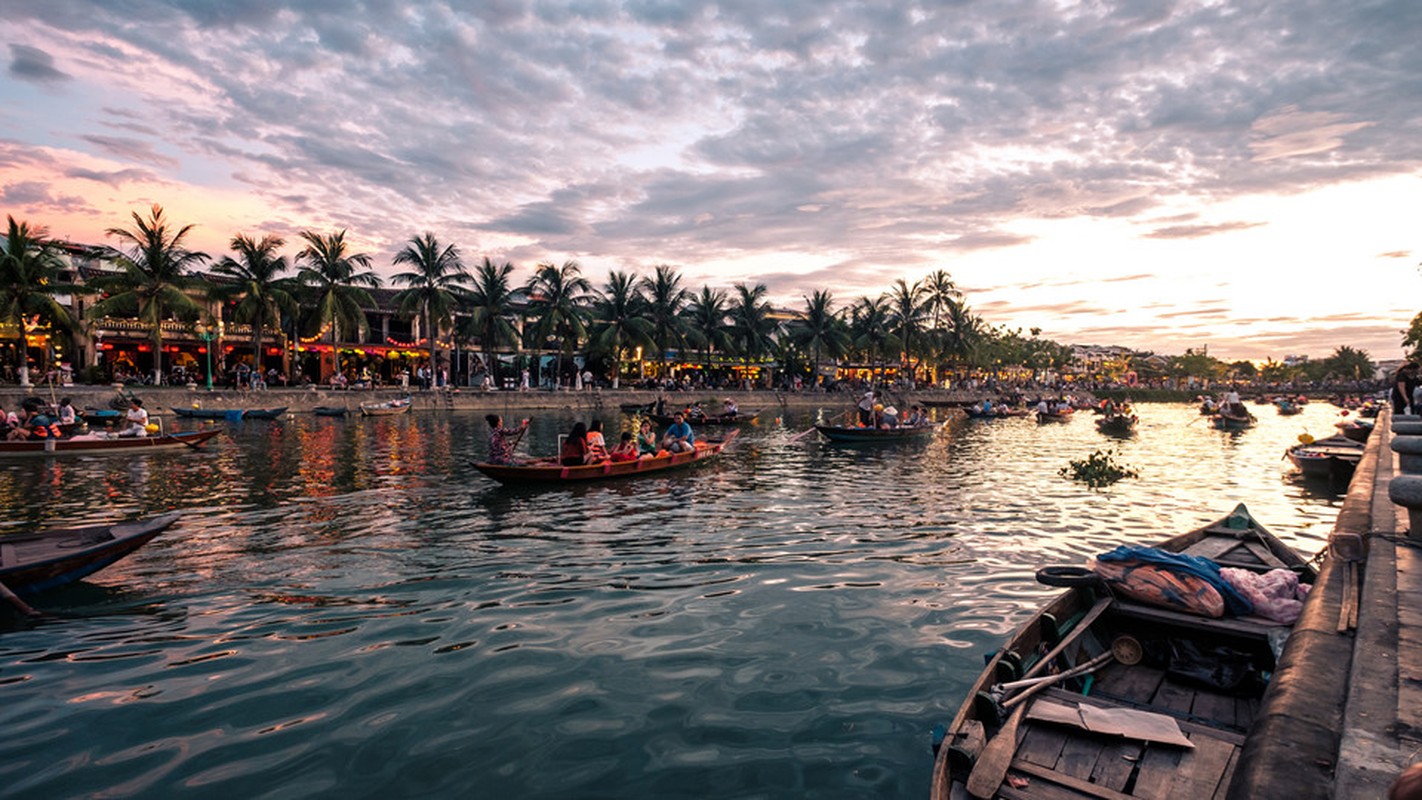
[1096,545,1255,616]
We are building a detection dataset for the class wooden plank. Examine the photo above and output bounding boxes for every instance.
[998,779,1082,800]
[1131,744,1184,799]
[1234,696,1259,730]
[1151,678,1195,715]
[1088,739,1143,793]
[1211,747,1241,800]
[1054,734,1106,781]
[1091,665,1165,704]
[0,542,15,567]
[1010,760,1135,800]
[1241,541,1287,569]
[1189,690,1237,729]
[1166,733,1236,798]
[1016,719,1069,768]
[1110,602,1280,640]
[1039,688,1247,745]
[1182,537,1245,561]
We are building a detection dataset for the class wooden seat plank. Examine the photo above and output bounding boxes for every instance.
[1150,678,1195,715]
[1016,719,1069,769]
[1166,733,1236,798]
[1130,744,1184,799]
[1188,690,1237,729]
[1211,747,1241,800]
[1087,739,1143,793]
[1182,537,1247,561]
[1240,541,1287,569]
[1089,665,1165,704]
[1010,760,1135,800]
[1053,734,1106,782]
[1039,687,1246,745]
[1111,602,1282,640]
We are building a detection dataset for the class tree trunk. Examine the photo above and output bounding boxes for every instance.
[16,331,30,387]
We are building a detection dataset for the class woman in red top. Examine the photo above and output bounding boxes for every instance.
[561,422,590,466]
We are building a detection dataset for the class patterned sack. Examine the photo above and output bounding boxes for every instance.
[1089,558,1226,618]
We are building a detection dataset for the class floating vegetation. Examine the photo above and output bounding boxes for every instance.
[1060,448,1140,489]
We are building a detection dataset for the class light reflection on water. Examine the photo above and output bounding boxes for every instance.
[0,401,1349,798]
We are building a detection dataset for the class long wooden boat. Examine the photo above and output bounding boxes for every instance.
[0,513,180,596]
[1286,435,1363,482]
[313,406,350,417]
[1035,409,1075,423]
[645,409,761,427]
[360,398,412,416]
[474,430,738,484]
[173,406,287,420]
[966,407,1030,420]
[241,407,288,419]
[0,429,221,457]
[1095,413,1138,436]
[930,503,1316,800]
[1211,411,1256,431]
[813,422,940,442]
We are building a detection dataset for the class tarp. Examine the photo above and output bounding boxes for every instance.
[1095,545,1255,616]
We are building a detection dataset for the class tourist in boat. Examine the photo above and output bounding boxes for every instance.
[662,412,695,453]
[723,397,739,416]
[485,414,530,465]
[881,405,899,428]
[1223,386,1246,417]
[608,432,638,462]
[561,422,592,466]
[0,401,17,435]
[857,390,875,426]
[586,419,610,461]
[687,402,706,421]
[56,397,77,426]
[636,418,659,457]
[1035,398,1050,415]
[978,398,993,416]
[906,405,928,426]
[120,397,149,437]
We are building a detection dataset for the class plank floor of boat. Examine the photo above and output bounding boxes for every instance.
[961,663,1256,800]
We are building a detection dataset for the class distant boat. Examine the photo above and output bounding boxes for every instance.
[313,406,350,417]
[645,410,761,427]
[172,406,287,420]
[1211,411,1256,431]
[0,513,181,596]
[360,398,412,416]
[813,422,940,443]
[474,431,738,484]
[1095,413,1138,436]
[0,429,221,457]
[1286,434,1363,482]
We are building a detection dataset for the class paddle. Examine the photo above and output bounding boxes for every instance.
[0,579,39,617]
[791,409,848,442]
[964,596,1112,798]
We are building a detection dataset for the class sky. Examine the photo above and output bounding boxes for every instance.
[2,0,1420,362]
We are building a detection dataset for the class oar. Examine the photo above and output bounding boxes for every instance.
[792,409,848,441]
[964,596,1111,798]
[0,579,39,617]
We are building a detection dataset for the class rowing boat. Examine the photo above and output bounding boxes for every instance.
[0,429,221,457]
[966,407,1030,420]
[0,513,181,595]
[1095,413,1137,436]
[1286,435,1363,482]
[1035,409,1074,423]
[474,430,738,484]
[930,503,1316,800]
[645,410,761,426]
[313,406,350,417]
[360,398,412,416]
[1211,411,1256,431]
[813,422,939,442]
[172,406,287,420]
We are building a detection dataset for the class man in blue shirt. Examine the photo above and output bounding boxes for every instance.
[662,412,695,453]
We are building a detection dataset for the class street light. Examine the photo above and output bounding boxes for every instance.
[195,320,221,390]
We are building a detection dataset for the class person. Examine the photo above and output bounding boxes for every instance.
[687,402,706,421]
[485,414,530,465]
[907,405,927,426]
[1394,362,1420,414]
[120,397,149,437]
[723,397,739,416]
[0,402,18,435]
[857,390,875,426]
[636,418,659,457]
[585,419,609,461]
[881,405,899,427]
[56,397,77,426]
[399,368,410,390]
[561,422,591,466]
[871,402,884,428]
[654,395,667,416]
[1035,398,1050,415]
[608,432,638,462]
[662,412,695,453]
[520,368,530,391]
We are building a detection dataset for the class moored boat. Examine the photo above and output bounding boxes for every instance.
[474,430,738,484]
[240,407,288,419]
[0,513,181,596]
[645,410,761,427]
[813,422,940,442]
[360,397,413,416]
[1035,408,1074,423]
[0,429,221,457]
[1337,418,1373,443]
[1286,434,1363,482]
[930,503,1316,800]
[313,406,350,417]
[1211,411,1255,430]
[966,407,1030,420]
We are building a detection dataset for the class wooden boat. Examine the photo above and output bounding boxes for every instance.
[313,406,350,417]
[966,407,1030,420]
[1211,411,1256,431]
[645,409,761,427]
[80,409,124,426]
[1035,409,1075,423]
[1286,435,1363,482]
[1095,413,1138,436]
[0,429,221,457]
[173,406,287,420]
[0,513,181,596]
[360,398,412,416]
[474,430,738,484]
[1274,400,1302,416]
[813,422,940,442]
[1336,418,1373,443]
[619,401,655,414]
[930,503,1317,800]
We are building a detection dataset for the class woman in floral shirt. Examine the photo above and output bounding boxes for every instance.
[485,414,530,464]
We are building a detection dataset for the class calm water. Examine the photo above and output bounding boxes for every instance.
[0,400,1351,799]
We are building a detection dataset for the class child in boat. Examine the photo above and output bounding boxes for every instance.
[585,419,610,461]
[636,419,659,457]
[608,432,638,462]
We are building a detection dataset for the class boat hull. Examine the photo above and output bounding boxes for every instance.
[814,423,939,442]
[474,431,737,484]
[645,411,760,426]
[360,399,412,416]
[0,513,181,595]
[0,429,221,457]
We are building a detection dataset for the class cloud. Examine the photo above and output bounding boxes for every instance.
[7,44,70,85]
[1145,221,1266,240]
[79,135,180,170]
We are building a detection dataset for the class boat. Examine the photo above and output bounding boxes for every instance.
[966,407,1030,420]
[0,429,221,457]
[1211,411,1256,431]
[645,409,761,427]
[79,408,124,426]
[930,503,1317,800]
[173,406,287,420]
[1274,399,1302,416]
[813,422,940,443]
[0,513,181,596]
[474,430,739,484]
[1095,413,1138,436]
[1035,408,1074,423]
[359,398,412,416]
[1336,418,1373,443]
[313,406,350,417]
[619,401,655,414]
[1286,434,1363,482]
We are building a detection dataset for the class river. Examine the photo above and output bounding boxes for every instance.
[0,400,1352,798]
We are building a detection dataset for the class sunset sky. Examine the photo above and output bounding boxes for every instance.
[3,1,1419,361]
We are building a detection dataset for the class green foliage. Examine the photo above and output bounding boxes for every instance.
[1060,448,1139,489]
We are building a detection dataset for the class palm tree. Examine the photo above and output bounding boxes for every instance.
[684,286,731,371]
[786,289,849,389]
[588,271,654,388]
[727,282,779,386]
[849,295,899,385]
[524,260,591,388]
[465,257,521,386]
[923,269,962,384]
[210,234,299,380]
[391,232,468,382]
[939,297,981,373]
[294,230,380,380]
[639,264,689,378]
[89,205,209,385]
[887,278,928,385]
[0,216,75,387]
